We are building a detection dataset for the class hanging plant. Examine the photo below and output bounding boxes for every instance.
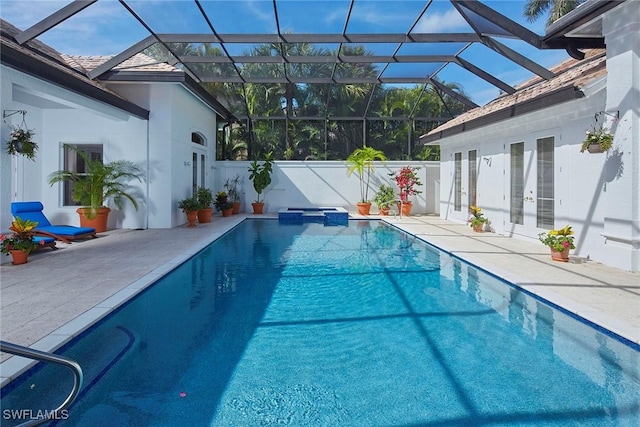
[580,121,613,154]
[6,126,38,161]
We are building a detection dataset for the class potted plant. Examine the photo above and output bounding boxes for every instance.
[0,217,40,265]
[248,152,274,214]
[195,186,214,223]
[224,175,242,214]
[538,225,575,262]
[467,206,489,232]
[6,126,38,161]
[346,147,387,215]
[47,145,144,232]
[178,196,199,227]
[389,166,422,216]
[373,184,397,216]
[214,191,234,217]
[580,122,614,153]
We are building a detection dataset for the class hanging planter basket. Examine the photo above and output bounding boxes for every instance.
[587,144,604,154]
[6,127,38,161]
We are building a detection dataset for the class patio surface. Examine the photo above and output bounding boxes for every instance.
[1,214,639,385]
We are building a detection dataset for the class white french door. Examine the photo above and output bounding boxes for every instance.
[192,150,207,195]
[504,137,555,237]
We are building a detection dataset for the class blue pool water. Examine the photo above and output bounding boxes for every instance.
[2,220,639,426]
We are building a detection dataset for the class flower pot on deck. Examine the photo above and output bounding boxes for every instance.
[252,202,264,214]
[397,201,412,216]
[77,207,110,233]
[550,248,570,262]
[197,208,214,223]
[357,202,372,215]
[9,249,28,265]
[185,211,198,227]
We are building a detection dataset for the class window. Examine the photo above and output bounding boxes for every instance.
[62,144,103,206]
[454,152,462,211]
[537,137,554,229]
[192,152,198,195]
[192,132,205,146]
[468,150,477,209]
[510,142,524,225]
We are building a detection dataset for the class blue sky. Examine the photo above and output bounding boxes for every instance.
[0,0,571,105]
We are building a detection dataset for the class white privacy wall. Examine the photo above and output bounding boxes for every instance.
[213,160,440,216]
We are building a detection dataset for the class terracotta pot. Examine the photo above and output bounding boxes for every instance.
[77,207,111,233]
[550,247,570,262]
[379,207,390,216]
[186,210,198,227]
[472,224,484,232]
[222,208,233,217]
[357,202,372,215]
[9,249,28,265]
[232,201,241,214]
[197,208,214,223]
[397,202,412,216]
[252,202,264,214]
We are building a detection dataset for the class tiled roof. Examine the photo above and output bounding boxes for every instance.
[423,49,607,141]
[0,19,129,101]
[63,54,182,74]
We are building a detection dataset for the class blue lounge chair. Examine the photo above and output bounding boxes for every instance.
[11,201,97,243]
[34,236,57,250]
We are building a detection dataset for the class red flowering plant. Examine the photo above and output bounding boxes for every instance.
[389,166,422,203]
[538,225,576,252]
[0,217,40,255]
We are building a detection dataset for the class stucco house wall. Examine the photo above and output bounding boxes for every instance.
[103,82,220,229]
[0,65,148,231]
[432,1,639,271]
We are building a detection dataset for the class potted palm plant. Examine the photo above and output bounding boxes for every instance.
[47,145,144,232]
[346,147,387,215]
[248,152,273,214]
[195,186,214,223]
[373,184,397,216]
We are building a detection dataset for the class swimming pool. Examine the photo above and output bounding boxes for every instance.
[2,220,639,426]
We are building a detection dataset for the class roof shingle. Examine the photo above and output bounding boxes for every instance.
[422,49,607,142]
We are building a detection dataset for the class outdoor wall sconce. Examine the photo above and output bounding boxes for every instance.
[483,157,492,166]
[184,161,191,166]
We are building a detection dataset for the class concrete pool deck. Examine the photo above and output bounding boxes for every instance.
[1,214,639,384]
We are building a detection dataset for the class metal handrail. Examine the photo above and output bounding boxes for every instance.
[1,341,83,427]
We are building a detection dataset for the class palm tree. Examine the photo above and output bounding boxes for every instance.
[524,0,585,25]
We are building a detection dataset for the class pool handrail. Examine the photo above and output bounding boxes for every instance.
[0,340,83,427]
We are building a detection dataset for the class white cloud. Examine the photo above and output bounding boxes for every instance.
[414,9,467,33]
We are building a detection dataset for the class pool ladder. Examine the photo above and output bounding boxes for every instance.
[0,341,83,427]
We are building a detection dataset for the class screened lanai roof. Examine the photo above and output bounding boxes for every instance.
[1,0,611,123]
